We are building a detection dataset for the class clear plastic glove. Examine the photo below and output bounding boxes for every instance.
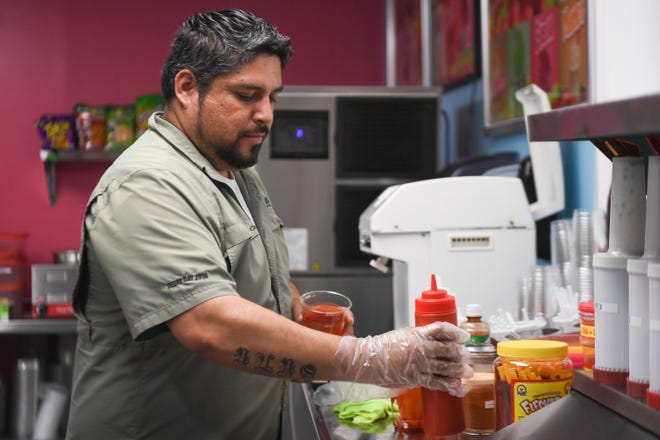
[312,381,401,406]
[333,321,473,397]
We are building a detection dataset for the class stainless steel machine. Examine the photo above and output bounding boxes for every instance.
[257,86,444,271]
[256,86,444,336]
[31,264,77,318]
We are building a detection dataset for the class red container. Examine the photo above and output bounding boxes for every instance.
[578,299,595,372]
[0,283,24,318]
[0,232,28,261]
[648,389,660,410]
[392,387,423,432]
[415,275,465,437]
[0,259,26,287]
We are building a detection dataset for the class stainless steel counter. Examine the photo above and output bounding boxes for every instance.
[491,371,660,440]
[283,382,414,440]
[286,371,660,440]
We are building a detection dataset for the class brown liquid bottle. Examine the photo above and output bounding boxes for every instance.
[415,275,465,438]
[459,304,490,344]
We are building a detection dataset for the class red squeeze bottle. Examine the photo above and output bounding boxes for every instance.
[415,274,465,438]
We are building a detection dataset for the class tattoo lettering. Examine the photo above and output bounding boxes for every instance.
[255,352,275,373]
[277,358,297,377]
[233,347,317,380]
[300,363,317,380]
[233,347,250,366]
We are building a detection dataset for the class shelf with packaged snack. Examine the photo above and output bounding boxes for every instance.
[38,149,122,206]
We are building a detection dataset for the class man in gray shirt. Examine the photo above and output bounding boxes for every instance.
[66,9,471,440]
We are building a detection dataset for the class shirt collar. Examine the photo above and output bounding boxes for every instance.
[148,111,229,182]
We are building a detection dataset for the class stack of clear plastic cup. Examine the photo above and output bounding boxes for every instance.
[577,264,594,304]
[573,209,594,268]
[550,219,573,288]
[517,275,532,321]
[532,266,545,318]
[551,219,572,267]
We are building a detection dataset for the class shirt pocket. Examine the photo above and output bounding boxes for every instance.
[260,212,284,234]
[223,221,260,273]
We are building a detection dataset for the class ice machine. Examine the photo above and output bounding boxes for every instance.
[359,85,564,328]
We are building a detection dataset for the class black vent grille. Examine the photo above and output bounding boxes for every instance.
[336,97,438,178]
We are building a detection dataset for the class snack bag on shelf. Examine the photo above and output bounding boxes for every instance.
[35,114,76,151]
[135,93,164,137]
[74,104,107,151]
[105,105,135,153]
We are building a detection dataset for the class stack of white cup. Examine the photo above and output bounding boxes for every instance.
[627,155,660,403]
[593,157,646,386]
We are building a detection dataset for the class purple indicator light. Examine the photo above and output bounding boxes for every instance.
[295,129,304,138]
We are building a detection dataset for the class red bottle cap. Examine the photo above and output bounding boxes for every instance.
[578,299,594,313]
[415,274,456,315]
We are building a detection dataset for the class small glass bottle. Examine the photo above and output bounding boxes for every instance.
[494,340,574,430]
[462,344,497,436]
[460,304,490,344]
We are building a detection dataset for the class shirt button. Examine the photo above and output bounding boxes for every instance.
[250,226,256,231]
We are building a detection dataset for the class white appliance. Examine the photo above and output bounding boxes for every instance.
[359,85,564,328]
[359,177,536,328]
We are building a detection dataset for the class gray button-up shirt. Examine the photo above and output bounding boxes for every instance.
[67,112,293,439]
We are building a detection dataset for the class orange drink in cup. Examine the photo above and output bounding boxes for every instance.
[299,290,352,335]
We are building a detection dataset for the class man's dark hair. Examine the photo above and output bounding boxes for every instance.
[161,8,294,102]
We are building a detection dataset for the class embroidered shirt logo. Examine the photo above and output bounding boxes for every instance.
[166,272,209,289]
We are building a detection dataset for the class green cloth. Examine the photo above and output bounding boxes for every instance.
[333,399,396,432]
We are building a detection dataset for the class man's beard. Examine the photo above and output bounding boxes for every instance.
[217,137,264,169]
[196,115,268,169]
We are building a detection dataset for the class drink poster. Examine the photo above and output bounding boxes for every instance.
[531,7,559,103]
[506,20,530,119]
[559,0,588,106]
[490,33,509,121]
[395,0,423,86]
[483,0,588,133]
[432,0,480,89]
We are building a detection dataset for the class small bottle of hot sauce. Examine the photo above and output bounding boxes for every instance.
[459,304,491,344]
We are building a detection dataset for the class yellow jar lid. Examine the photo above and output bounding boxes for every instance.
[497,340,568,358]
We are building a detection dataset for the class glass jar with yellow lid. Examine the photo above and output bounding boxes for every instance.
[494,340,574,430]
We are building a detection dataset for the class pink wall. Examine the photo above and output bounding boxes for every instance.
[0,0,385,265]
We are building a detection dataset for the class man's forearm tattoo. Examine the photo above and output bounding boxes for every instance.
[233,346,317,380]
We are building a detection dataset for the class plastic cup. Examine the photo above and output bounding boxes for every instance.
[299,290,351,335]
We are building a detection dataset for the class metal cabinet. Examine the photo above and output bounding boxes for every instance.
[0,319,76,439]
[498,93,660,439]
